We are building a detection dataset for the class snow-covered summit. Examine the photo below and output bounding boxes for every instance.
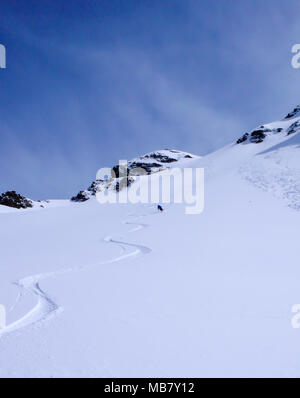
[133,149,196,164]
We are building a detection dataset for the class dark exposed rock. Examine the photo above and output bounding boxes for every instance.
[249,129,267,143]
[237,127,273,144]
[112,165,128,178]
[287,120,300,135]
[0,191,33,209]
[71,190,90,202]
[115,177,134,192]
[236,133,249,144]
[284,105,300,119]
[129,162,162,174]
[144,153,177,163]
[113,161,162,177]
[71,178,108,202]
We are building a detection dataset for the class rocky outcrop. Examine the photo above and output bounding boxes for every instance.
[115,177,134,192]
[0,191,33,209]
[287,120,300,135]
[70,190,90,203]
[236,128,271,144]
[128,162,162,175]
[71,149,197,202]
[236,133,249,144]
[236,105,300,145]
[144,153,177,163]
[285,105,300,119]
[249,129,269,144]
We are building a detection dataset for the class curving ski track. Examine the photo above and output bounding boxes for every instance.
[0,213,152,338]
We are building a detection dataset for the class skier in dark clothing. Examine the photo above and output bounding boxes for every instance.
[157,205,163,212]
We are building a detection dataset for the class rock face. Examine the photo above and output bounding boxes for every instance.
[236,133,249,144]
[236,105,300,145]
[249,129,269,143]
[285,105,300,119]
[71,149,197,202]
[0,191,33,209]
[70,190,90,203]
[287,120,300,135]
[236,127,272,145]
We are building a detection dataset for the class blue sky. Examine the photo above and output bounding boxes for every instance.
[1,0,300,199]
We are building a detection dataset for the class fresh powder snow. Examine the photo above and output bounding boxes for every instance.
[1,108,300,377]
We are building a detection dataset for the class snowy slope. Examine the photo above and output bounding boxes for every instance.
[1,108,300,377]
[235,106,300,210]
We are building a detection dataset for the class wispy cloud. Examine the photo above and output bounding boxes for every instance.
[1,0,300,198]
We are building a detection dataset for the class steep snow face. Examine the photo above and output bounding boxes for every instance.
[233,105,300,211]
[239,131,300,211]
[236,107,300,145]
[71,149,199,202]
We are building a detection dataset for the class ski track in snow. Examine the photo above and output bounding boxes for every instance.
[0,212,152,338]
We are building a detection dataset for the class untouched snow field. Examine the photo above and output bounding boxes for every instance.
[1,119,300,377]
